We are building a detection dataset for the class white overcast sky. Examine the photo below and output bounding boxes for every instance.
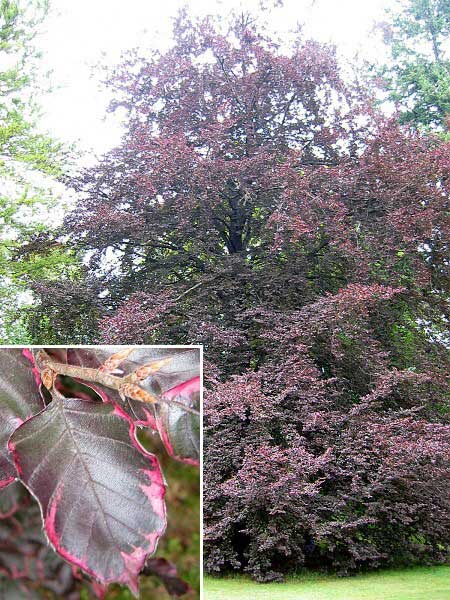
[36,0,391,158]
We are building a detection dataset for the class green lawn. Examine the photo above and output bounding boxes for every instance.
[204,566,450,600]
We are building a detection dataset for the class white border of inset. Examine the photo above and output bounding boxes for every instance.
[0,343,203,599]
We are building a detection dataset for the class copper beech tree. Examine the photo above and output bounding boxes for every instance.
[22,9,450,581]
[0,347,200,597]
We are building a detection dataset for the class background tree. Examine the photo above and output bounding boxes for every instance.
[0,0,77,342]
[377,0,450,129]
[26,8,450,580]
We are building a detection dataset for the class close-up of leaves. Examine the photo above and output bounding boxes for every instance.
[0,347,200,599]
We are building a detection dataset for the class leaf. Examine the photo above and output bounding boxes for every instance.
[142,557,191,597]
[0,487,81,597]
[0,349,44,488]
[0,580,40,599]
[133,348,200,394]
[0,481,24,518]
[127,348,200,438]
[155,376,201,465]
[9,395,166,593]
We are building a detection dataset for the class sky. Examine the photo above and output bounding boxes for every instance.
[36,0,391,159]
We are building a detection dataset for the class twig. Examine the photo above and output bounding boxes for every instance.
[174,281,204,301]
[173,275,220,302]
[36,350,200,417]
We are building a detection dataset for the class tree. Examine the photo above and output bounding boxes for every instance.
[27,8,449,580]
[29,9,366,342]
[0,0,76,342]
[378,0,450,129]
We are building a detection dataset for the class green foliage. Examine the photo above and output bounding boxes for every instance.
[0,0,59,169]
[379,0,450,129]
[0,0,78,342]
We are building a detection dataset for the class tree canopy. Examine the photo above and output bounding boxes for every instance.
[378,0,450,129]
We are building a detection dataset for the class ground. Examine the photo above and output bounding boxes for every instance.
[204,566,450,600]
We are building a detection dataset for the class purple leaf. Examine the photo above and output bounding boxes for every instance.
[8,395,166,594]
[0,350,44,489]
[0,481,24,518]
[156,376,201,466]
[0,486,82,597]
[0,580,40,599]
[143,557,191,596]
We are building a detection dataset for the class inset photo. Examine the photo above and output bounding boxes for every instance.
[0,346,201,599]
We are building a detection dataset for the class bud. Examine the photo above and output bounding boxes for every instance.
[135,357,173,380]
[100,348,135,372]
[42,368,56,390]
[119,383,158,404]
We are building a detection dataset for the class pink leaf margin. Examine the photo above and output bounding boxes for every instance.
[8,399,167,596]
[157,376,201,467]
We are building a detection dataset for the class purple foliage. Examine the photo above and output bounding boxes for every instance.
[21,9,450,582]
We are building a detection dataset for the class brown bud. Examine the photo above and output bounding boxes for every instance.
[35,350,51,371]
[119,383,158,404]
[100,347,136,373]
[134,357,173,380]
[42,368,56,390]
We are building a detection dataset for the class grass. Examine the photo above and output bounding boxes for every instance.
[204,566,450,600]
